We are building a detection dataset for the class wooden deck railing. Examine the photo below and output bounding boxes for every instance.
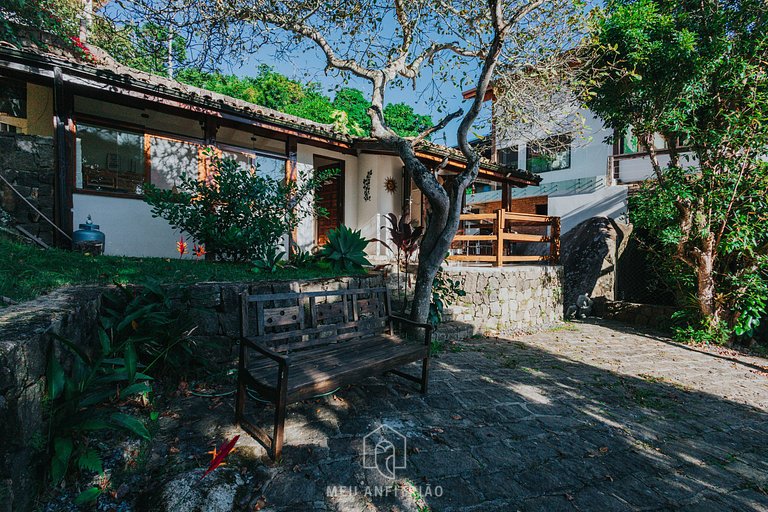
[448,209,560,266]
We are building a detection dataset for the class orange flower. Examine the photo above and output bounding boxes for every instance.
[202,435,239,479]
[193,244,206,259]
[176,237,188,257]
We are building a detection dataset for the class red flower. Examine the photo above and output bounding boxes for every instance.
[201,435,239,479]
[176,237,188,257]
[193,244,206,259]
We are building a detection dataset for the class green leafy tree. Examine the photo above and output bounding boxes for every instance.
[1,0,83,51]
[93,21,187,77]
[589,0,768,339]
[383,103,433,138]
[333,87,372,134]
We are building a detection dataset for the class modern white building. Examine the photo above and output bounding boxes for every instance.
[462,89,698,234]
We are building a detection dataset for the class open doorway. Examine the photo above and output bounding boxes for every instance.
[314,155,345,246]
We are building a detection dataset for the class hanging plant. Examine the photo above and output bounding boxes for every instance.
[363,169,372,202]
[384,176,397,194]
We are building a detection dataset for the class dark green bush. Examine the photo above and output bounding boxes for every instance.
[144,153,336,262]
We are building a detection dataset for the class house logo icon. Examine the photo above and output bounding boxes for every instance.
[362,425,407,479]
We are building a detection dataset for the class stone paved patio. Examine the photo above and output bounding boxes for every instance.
[168,320,768,511]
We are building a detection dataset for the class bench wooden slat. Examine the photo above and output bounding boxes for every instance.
[235,286,431,460]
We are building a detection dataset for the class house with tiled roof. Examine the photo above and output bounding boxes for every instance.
[0,34,539,258]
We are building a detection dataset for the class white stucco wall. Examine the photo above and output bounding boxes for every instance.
[72,193,186,258]
[548,185,629,234]
[616,152,698,183]
[504,108,614,184]
[355,153,403,257]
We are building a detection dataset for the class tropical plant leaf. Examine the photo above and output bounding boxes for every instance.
[110,412,151,440]
[124,341,137,383]
[74,487,102,505]
[98,328,111,355]
[77,449,103,474]
[52,334,91,366]
[120,381,151,398]
[50,437,73,485]
[47,348,65,400]
[79,389,119,408]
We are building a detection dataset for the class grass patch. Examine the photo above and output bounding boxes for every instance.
[549,322,579,332]
[0,235,365,303]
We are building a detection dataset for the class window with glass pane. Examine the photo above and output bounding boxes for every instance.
[220,150,286,182]
[76,123,145,194]
[621,127,668,154]
[0,79,26,118]
[526,135,571,173]
[150,137,199,190]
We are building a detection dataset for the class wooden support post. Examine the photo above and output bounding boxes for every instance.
[495,209,504,267]
[235,292,249,424]
[501,182,510,212]
[53,66,73,247]
[286,136,298,256]
[550,217,561,264]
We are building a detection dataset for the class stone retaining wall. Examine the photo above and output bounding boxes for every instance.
[0,274,382,512]
[0,134,56,245]
[443,265,563,334]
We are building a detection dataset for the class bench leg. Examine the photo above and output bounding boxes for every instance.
[235,374,246,424]
[272,366,289,460]
[420,356,430,394]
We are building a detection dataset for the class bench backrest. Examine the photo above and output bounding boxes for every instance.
[240,287,392,353]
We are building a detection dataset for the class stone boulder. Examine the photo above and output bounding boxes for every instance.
[558,217,632,310]
[161,468,267,512]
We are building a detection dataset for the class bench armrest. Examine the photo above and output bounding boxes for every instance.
[241,336,290,367]
[389,315,433,346]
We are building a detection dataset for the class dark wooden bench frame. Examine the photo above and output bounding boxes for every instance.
[234,287,432,460]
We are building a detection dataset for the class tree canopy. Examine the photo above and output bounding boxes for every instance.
[588,0,768,340]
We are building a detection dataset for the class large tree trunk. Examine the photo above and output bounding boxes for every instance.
[696,233,719,329]
[395,142,479,323]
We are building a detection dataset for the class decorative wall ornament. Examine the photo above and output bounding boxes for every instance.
[363,169,373,202]
[384,176,397,194]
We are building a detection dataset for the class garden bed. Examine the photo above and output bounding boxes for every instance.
[0,235,364,304]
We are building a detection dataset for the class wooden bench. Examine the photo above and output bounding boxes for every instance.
[235,287,432,459]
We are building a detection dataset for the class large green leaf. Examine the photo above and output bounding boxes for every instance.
[50,437,73,485]
[98,328,111,355]
[110,412,151,440]
[93,370,152,385]
[78,389,118,408]
[47,348,65,400]
[124,341,137,383]
[74,487,102,505]
[77,449,103,474]
[120,381,151,398]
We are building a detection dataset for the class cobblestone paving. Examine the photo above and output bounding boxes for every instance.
[219,320,768,511]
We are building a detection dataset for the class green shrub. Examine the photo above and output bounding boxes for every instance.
[143,153,336,262]
[319,225,373,271]
[252,246,286,274]
[46,334,152,492]
[428,263,466,327]
[288,245,316,267]
[100,279,202,374]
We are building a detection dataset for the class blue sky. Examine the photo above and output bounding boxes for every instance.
[230,39,486,147]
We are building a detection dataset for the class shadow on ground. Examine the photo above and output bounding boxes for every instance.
[136,319,768,512]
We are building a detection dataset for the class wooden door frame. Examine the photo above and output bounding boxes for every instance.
[314,160,345,245]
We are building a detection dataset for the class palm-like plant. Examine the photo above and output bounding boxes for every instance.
[319,225,373,271]
[383,211,424,310]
